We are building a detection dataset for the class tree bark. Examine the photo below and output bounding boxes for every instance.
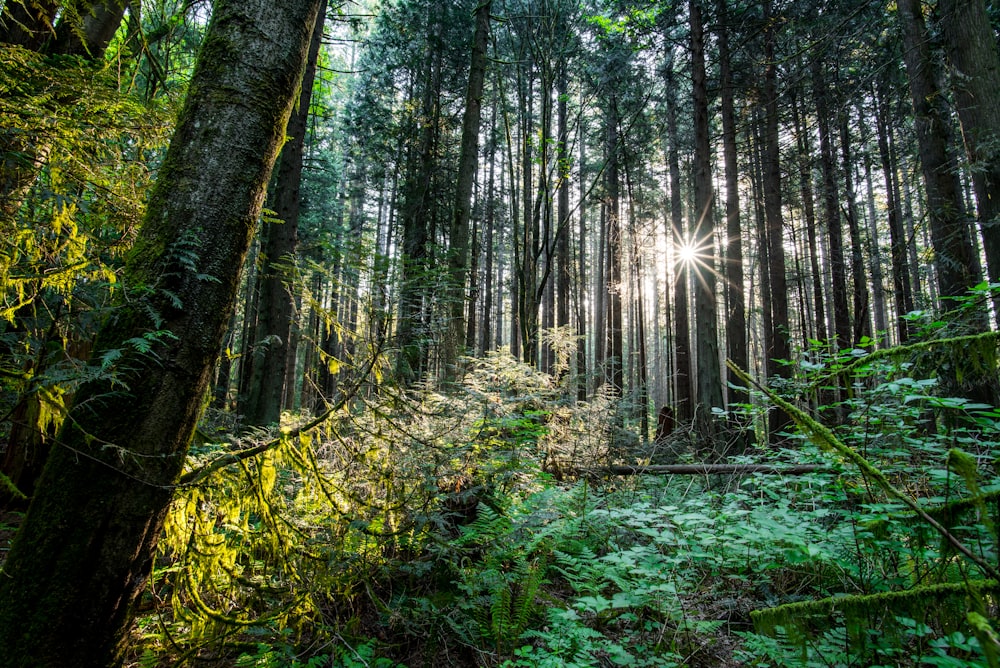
[938,0,1000,295]
[898,0,984,316]
[689,0,723,444]
[396,19,442,385]
[812,59,850,352]
[0,1,321,665]
[243,0,326,426]
[762,0,791,435]
[665,58,691,423]
[874,83,914,342]
[605,95,623,396]
[716,0,747,411]
[443,0,490,381]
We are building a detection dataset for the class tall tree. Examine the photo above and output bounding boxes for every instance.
[664,57,691,423]
[395,9,443,384]
[443,0,491,381]
[716,0,747,411]
[242,0,327,426]
[812,57,850,351]
[689,0,723,442]
[761,0,791,434]
[898,0,984,318]
[938,0,1000,291]
[0,1,322,663]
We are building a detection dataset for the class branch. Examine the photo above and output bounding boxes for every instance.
[729,359,1000,582]
[596,464,836,476]
[177,351,380,487]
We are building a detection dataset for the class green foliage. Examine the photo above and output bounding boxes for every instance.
[128,335,1000,667]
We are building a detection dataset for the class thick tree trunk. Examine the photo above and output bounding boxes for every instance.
[939,0,1000,292]
[898,0,984,315]
[0,1,321,665]
[0,1,58,50]
[53,0,128,56]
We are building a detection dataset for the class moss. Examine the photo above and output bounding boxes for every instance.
[751,580,1000,649]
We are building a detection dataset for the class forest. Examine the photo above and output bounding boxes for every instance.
[2,0,1000,665]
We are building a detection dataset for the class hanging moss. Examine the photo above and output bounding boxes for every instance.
[751,580,1000,651]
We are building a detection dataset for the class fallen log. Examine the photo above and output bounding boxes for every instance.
[596,464,837,476]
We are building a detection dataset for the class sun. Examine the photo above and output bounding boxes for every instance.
[676,242,699,264]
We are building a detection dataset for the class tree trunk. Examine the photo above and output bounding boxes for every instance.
[443,0,490,381]
[605,97,623,396]
[812,59,850,352]
[396,24,442,385]
[716,0,747,411]
[0,1,123,225]
[242,1,325,426]
[790,89,828,348]
[665,59,691,423]
[0,1,58,50]
[898,0,984,316]
[939,0,1000,294]
[556,62,571,337]
[875,83,914,342]
[762,0,791,434]
[689,0,723,445]
[53,0,129,57]
[839,116,871,344]
[0,1,321,665]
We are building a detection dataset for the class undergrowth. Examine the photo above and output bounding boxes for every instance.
[129,332,1000,667]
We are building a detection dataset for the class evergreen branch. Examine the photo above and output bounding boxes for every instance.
[728,360,1000,581]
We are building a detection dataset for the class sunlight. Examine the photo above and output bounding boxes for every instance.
[676,242,699,265]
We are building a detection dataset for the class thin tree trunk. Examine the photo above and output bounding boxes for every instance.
[242,0,325,426]
[665,59,691,423]
[812,59,851,352]
[862,134,889,344]
[875,84,914,342]
[762,0,791,434]
[839,116,871,344]
[716,0,747,412]
[444,0,490,380]
[605,97,623,396]
[690,0,723,445]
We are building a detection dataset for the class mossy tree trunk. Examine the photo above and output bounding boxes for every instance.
[0,1,322,665]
